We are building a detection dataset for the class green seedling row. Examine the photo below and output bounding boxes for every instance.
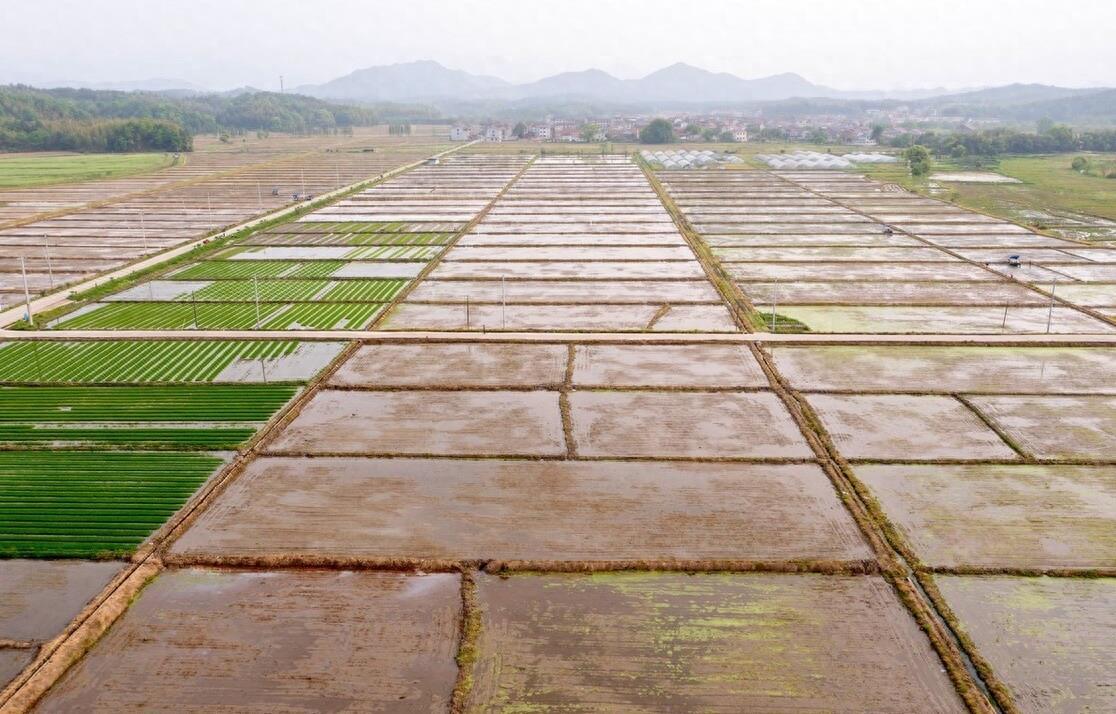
[0,425,257,449]
[319,279,406,302]
[0,385,297,421]
[0,450,224,557]
[344,244,440,260]
[0,340,298,383]
[56,302,287,330]
[262,302,384,330]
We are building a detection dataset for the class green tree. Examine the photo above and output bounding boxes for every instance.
[512,121,527,139]
[639,118,675,144]
[870,124,885,143]
[579,123,599,143]
[1071,156,1088,171]
[904,144,932,177]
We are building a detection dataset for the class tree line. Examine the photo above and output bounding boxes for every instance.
[0,85,413,152]
[887,125,1116,157]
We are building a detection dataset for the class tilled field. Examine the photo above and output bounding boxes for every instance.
[659,169,1116,334]
[0,129,450,311]
[382,155,739,332]
[47,154,530,331]
[2,152,1113,713]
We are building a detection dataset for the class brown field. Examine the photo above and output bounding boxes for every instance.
[0,560,123,642]
[966,395,1116,460]
[857,464,1116,569]
[770,346,1116,394]
[36,568,460,712]
[806,393,1018,460]
[0,130,449,308]
[572,344,768,387]
[466,572,964,712]
[170,458,870,564]
[935,575,1116,713]
[267,389,566,456]
[568,391,811,458]
[381,302,738,331]
[330,343,568,388]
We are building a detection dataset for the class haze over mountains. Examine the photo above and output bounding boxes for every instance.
[293,60,962,104]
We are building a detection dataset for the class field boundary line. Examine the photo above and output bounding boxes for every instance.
[638,158,758,332]
[0,141,477,328]
[368,153,539,329]
[772,171,1116,330]
[747,341,1001,714]
[5,329,1116,344]
[0,340,362,712]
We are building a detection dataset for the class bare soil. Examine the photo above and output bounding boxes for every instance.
[571,344,767,388]
[770,346,1116,394]
[36,568,461,712]
[0,560,124,641]
[568,391,812,458]
[267,389,566,456]
[331,343,568,388]
[170,457,871,564]
[806,394,1018,460]
[467,572,965,712]
[935,575,1116,713]
[857,464,1116,569]
[967,395,1116,459]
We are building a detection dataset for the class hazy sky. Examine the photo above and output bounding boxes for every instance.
[4,0,1114,91]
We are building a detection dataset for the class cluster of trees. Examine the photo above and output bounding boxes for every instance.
[888,125,1116,158]
[387,123,412,135]
[1071,155,1116,179]
[0,117,191,152]
[904,145,933,176]
[639,118,675,144]
[0,85,392,152]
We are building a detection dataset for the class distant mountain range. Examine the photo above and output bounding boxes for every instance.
[293,60,966,104]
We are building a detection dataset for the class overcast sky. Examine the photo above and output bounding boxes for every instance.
[4,0,1114,91]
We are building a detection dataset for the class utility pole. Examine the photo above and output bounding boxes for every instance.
[42,235,53,289]
[257,181,262,210]
[253,277,262,329]
[191,291,199,330]
[1046,281,1057,334]
[770,280,779,332]
[279,75,284,94]
[140,210,148,251]
[20,257,32,324]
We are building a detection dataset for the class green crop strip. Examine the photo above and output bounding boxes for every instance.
[261,302,383,329]
[192,279,328,302]
[0,340,298,383]
[55,303,287,330]
[0,425,257,449]
[320,279,406,302]
[344,244,441,260]
[0,451,225,558]
[0,385,297,421]
[170,261,305,280]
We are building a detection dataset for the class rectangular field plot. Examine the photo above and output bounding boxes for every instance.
[55,301,386,330]
[966,395,1116,460]
[466,573,964,712]
[738,280,1047,306]
[331,343,568,388]
[0,451,226,557]
[171,458,870,564]
[267,390,565,457]
[935,575,1116,713]
[0,385,296,448]
[770,346,1116,394]
[35,569,460,713]
[857,464,1116,570]
[0,560,123,642]
[405,279,722,304]
[0,341,342,383]
[572,344,768,388]
[806,394,1018,460]
[380,303,738,332]
[569,391,811,458]
[766,305,1113,334]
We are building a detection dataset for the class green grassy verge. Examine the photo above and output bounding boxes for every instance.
[0,152,175,189]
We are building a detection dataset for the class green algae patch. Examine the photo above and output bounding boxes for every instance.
[465,572,965,712]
